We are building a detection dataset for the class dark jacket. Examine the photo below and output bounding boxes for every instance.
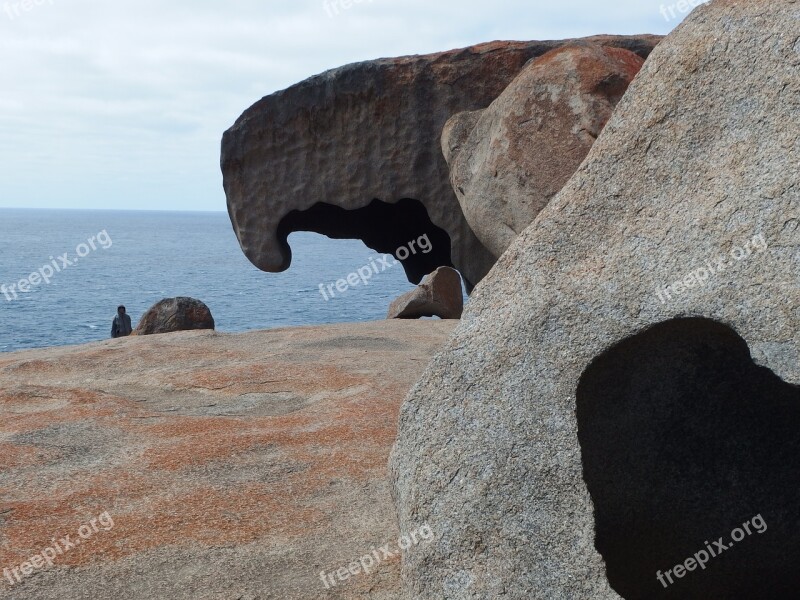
[111,313,133,338]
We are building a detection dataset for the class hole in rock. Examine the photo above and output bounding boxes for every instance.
[576,318,800,600]
[277,198,455,287]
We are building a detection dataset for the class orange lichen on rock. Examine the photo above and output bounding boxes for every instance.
[0,321,454,599]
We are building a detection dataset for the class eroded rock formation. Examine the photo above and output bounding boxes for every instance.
[391,1,800,598]
[387,267,464,320]
[443,42,645,258]
[221,35,661,290]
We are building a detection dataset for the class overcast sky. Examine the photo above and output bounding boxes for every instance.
[0,0,689,211]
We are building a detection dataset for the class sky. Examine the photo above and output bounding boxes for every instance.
[0,0,689,212]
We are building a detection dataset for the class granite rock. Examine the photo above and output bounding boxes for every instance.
[133,297,215,336]
[392,1,800,598]
[0,321,455,600]
[443,42,645,258]
[387,267,464,320]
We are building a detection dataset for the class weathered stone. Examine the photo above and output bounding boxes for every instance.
[0,320,455,600]
[133,297,215,336]
[392,2,800,599]
[443,42,645,258]
[221,36,661,290]
[387,267,464,320]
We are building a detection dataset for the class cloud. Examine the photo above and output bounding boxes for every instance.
[0,0,681,210]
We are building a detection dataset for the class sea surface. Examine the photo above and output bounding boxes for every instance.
[0,209,424,353]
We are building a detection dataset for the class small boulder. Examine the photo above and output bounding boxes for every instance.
[387,267,463,320]
[133,297,215,336]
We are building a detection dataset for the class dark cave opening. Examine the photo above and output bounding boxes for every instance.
[277,198,456,287]
[576,318,800,600]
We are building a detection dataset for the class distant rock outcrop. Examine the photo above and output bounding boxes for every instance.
[133,297,215,336]
[221,35,661,290]
[443,42,645,258]
[392,1,800,598]
[387,267,464,320]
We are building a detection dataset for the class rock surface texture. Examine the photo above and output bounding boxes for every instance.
[0,321,455,600]
[133,297,215,336]
[392,2,800,599]
[221,36,661,290]
[387,267,464,320]
[443,42,645,258]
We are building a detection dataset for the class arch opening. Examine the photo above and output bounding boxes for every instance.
[576,318,800,599]
[277,198,456,287]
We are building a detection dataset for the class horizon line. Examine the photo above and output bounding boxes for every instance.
[0,207,228,214]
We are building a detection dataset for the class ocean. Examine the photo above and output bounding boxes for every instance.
[0,209,422,353]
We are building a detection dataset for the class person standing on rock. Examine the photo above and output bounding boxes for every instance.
[111,305,133,338]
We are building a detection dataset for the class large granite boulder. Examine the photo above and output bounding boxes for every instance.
[133,297,215,336]
[221,36,661,291]
[443,42,645,258]
[391,1,800,599]
[387,267,464,320]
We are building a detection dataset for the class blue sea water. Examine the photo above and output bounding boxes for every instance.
[0,209,423,353]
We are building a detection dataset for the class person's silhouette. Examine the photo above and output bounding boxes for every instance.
[111,305,133,338]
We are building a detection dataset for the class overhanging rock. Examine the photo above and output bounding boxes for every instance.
[221,36,661,290]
